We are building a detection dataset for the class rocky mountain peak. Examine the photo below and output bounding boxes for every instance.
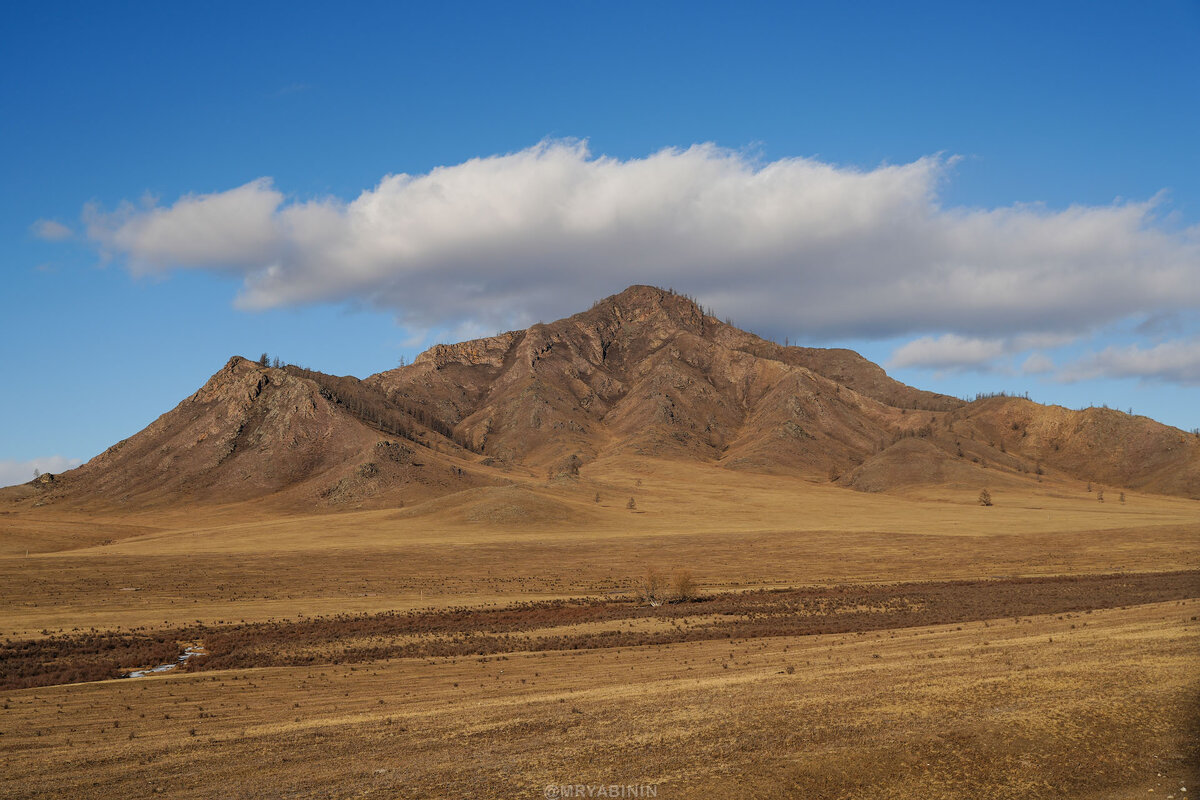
[8,285,1198,508]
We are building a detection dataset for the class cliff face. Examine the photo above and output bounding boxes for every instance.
[10,285,1199,509]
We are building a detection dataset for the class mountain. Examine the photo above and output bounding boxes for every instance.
[7,357,492,511]
[8,285,1200,508]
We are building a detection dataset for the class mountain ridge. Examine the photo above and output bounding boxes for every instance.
[7,285,1199,508]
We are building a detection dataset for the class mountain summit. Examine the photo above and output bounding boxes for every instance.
[10,285,1200,509]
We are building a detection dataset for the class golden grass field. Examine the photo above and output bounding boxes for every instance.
[2,456,1198,798]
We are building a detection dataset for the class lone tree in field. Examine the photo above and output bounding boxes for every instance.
[978,489,993,507]
[671,569,697,602]
[635,567,667,606]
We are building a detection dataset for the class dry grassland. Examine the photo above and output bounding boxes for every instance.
[1,600,1196,798]
[1,458,1197,637]
[1,457,1198,797]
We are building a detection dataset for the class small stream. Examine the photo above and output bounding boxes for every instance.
[124,644,205,678]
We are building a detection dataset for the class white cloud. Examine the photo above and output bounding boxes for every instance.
[85,178,283,273]
[1062,339,1200,385]
[888,332,1079,371]
[0,456,83,489]
[889,334,1008,370]
[31,219,72,241]
[82,140,1200,340]
[1021,353,1056,375]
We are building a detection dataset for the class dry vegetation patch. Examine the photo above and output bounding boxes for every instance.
[4,570,1196,690]
[1,600,1196,799]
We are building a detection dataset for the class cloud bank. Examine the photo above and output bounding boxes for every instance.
[889,332,1078,372]
[84,140,1199,346]
[890,334,1009,371]
[1062,339,1200,385]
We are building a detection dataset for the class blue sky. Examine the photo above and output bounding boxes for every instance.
[3,1,1199,485]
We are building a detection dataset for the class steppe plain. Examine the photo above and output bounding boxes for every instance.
[2,456,1198,798]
